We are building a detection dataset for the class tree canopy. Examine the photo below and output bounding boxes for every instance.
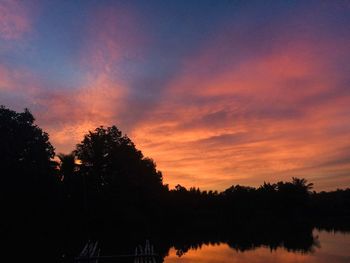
[0,106,57,195]
[71,126,165,225]
[0,105,60,244]
[1,105,349,262]
[74,126,163,194]
[0,106,55,175]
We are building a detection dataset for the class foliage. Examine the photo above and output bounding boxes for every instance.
[75,126,163,195]
[0,106,55,177]
[1,105,350,261]
[0,105,61,254]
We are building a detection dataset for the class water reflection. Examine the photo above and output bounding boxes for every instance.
[89,222,350,263]
[164,230,350,263]
[154,221,320,259]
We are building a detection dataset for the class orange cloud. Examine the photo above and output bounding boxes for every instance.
[2,3,348,192]
[1,5,144,155]
[38,73,126,153]
[131,37,350,191]
[35,5,144,153]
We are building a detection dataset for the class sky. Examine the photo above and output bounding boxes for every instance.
[1,0,350,191]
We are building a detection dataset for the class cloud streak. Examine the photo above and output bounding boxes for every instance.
[1,1,349,191]
[0,4,145,153]
[131,26,350,190]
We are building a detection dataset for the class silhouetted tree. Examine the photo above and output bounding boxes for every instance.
[0,105,61,254]
[74,126,165,226]
[58,153,77,180]
[58,152,84,204]
[292,177,314,193]
[2,105,350,262]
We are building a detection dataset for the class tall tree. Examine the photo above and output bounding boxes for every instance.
[74,126,164,222]
[0,105,59,237]
[58,152,78,198]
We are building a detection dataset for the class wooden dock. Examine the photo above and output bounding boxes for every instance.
[75,240,158,263]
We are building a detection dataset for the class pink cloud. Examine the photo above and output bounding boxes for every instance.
[1,5,145,154]
[36,73,126,153]
[0,0,31,40]
[130,36,350,191]
[79,5,145,71]
[33,5,145,153]
[2,2,349,191]
[0,64,126,154]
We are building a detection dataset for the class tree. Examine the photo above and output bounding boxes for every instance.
[0,105,59,237]
[292,177,313,194]
[0,105,57,193]
[74,126,164,222]
[58,152,78,198]
[0,106,55,174]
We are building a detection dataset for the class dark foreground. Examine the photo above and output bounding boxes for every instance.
[1,106,350,262]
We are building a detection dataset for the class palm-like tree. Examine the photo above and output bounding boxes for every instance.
[292,177,314,193]
[260,182,277,193]
[58,153,76,180]
[58,152,78,198]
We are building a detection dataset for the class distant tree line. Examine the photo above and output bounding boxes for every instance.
[1,105,349,260]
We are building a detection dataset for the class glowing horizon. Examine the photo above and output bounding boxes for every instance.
[1,0,349,191]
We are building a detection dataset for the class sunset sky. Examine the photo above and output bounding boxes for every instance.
[1,0,349,191]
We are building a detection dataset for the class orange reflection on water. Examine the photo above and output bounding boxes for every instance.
[164,231,350,263]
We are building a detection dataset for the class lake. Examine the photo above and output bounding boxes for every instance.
[164,229,350,263]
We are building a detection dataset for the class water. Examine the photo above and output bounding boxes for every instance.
[164,230,350,263]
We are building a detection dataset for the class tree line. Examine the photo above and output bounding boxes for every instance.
[1,105,349,261]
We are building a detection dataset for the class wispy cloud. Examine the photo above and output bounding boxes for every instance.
[0,0,31,40]
[131,33,350,190]
[1,1,349,191]
[29,5,144,153]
